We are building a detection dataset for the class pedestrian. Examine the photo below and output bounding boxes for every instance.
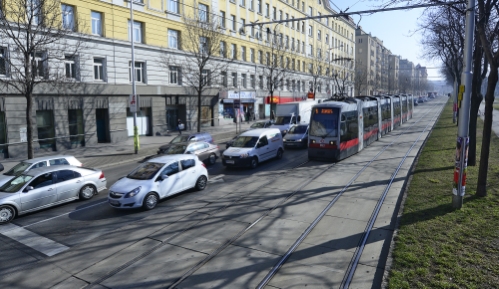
[246,110,250,124]
[177,119,184,134]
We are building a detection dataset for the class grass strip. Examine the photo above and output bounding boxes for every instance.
[388,100,499,289]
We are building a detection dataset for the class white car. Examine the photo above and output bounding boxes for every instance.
[0,155,82,187]
[107,155,208,210]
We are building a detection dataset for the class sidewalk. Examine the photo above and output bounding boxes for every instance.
[1,120,260,172]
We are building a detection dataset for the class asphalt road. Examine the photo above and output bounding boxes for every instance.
[0,145,309,276]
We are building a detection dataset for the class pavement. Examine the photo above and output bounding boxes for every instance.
[0,120,257,171]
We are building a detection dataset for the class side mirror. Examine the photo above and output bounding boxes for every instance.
[0,163,3,172]
[297,116,301,123]
[23,186,34,192]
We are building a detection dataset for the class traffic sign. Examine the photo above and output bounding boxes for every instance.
[129,94,139,113]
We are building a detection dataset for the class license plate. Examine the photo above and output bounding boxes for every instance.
[320,144,325,147]
[109,199,120,205]
[226,160,235,164]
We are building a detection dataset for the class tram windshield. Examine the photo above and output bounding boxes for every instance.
[310,107,340,138]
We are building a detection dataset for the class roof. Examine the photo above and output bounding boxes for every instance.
[147,154,196,163]
[241,128,280,136]
[21,155,76,164]
[25,165,90,176]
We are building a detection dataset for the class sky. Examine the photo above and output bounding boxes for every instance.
[330,0,444,80]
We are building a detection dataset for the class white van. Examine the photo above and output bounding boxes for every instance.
[222,128,284,169]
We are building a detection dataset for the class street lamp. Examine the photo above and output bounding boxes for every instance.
[127,0,140,154]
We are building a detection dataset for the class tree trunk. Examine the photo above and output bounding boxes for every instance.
[468,35,484,166]
[26,91,34,159]
[197,89,201,133]
[476,67,498,196]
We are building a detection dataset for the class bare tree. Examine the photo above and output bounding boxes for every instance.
[175,7,233,132]
[310,42,327,100]
[354,60,369,95]
[0,0,85,158]
[332,59,354,98]
[261,26,289,116]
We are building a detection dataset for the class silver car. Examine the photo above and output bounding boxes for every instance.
[0,165,107,224]
[0,155,82,187]
[283,124,309,148]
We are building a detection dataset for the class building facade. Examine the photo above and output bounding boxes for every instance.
[0,0,356,158]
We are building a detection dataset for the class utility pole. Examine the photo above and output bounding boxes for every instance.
[452,0,475,208]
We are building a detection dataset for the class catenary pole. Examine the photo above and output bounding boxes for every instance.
[452,0,475,208]
[129,0,139,154]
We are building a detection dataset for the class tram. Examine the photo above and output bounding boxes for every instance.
[308,95,413,161]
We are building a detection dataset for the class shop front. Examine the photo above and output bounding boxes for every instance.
[219,90,257,123]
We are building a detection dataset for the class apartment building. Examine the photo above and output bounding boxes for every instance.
[0,0,355,158]
[388,55,400,93]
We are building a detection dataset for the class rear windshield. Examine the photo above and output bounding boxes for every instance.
[250,122,265,129]
[127,162,163,180]
[4,162,31,176]
[170,135,190,143]
[232,136,259,148]
[274,116,291,125]
[0,175,33,193]
[165,144,187,154]
[288,125,307,134]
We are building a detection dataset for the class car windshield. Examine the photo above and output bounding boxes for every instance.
[4,161,31,176]
[232,136,259,148]
[273,116,291,125]
[127,162,164,180]
[250,122,265,129]
[170,135,190,143]
[288,125,307,134]
[0,175,34,193]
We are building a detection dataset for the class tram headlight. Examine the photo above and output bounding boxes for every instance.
[311,139,316,144]
[330,141,335,145]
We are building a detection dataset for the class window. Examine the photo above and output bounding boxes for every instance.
[231,15,236,31]
[199,36,208,54]
[65,56,77,79]
[291,17,295,29]
[168,0,179,14]
[199,4,208,22]
[221,71,227,87]
[301,21,305,33]
[302,2,305,11]
[250,0,254,10]
[279,10,282,21]
[258,50,263,64]
[202,69,210,85]
[231,44,237,59]
[240,18,245,34]
[265,3,269,17]
[170,66,180,84]
[318,30,321,40]
[308,6,312,16]
[240,0,245,7]
[93,58,105,81]
[296,40,300,52]
[308,25,313,36]
[231,72,237,87]
[250,48,255,62]
[257,0,262,13]
[292,59,295,70]
[0,47,8,76]
[325,34,329,45]
[272,6,276,20]
[307,44,313,56]
[161,162,179,177]
[241,46,246,61]
[265,52,270,65]
[259,75,263,89]
[55,169,79,183]
[91,11,103,36]
[181,159,195,170]
[36,110,55,150]
[129,61,145,83]
[168,29,179,49]
[32,52,47,78]
[61,4,75,31]
[128,21,143,43]
[50,158,70,166]
[220,11,226,28]
[250,75,255,88]
[28,0,43,25]
[220,41,227,58]
[30,173,54,189]
[68,109,84,146]
[242,73,247,88]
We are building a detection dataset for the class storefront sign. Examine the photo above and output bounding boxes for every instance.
[227,91,255,99]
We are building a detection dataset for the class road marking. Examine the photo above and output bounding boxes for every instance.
[0,223,69,256]
[208,174,225,183]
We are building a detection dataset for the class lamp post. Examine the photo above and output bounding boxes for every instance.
[128,0,139,154]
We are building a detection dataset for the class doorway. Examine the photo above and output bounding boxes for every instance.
[166,108,178,131]
[96,109,110,143]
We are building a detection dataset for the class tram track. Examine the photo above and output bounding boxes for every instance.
[257,101,444,289]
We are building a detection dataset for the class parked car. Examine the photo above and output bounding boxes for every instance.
[283,124,309,148]
[225,120,274,149]
[222,128,284,169]
[413,97,419,106]
[157,132,213,154]
[160,141,220,165]
[108,155,208,210]
[0,155,83,187]
[0,165,107,224]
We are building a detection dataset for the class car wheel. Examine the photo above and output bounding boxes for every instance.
[250,157,258,169]
[142,193,158,210]
[79,185,96,200]
[276,148,284,159]
[0,205,16,224]
[208,153,216,165]
[195,175,208,191]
